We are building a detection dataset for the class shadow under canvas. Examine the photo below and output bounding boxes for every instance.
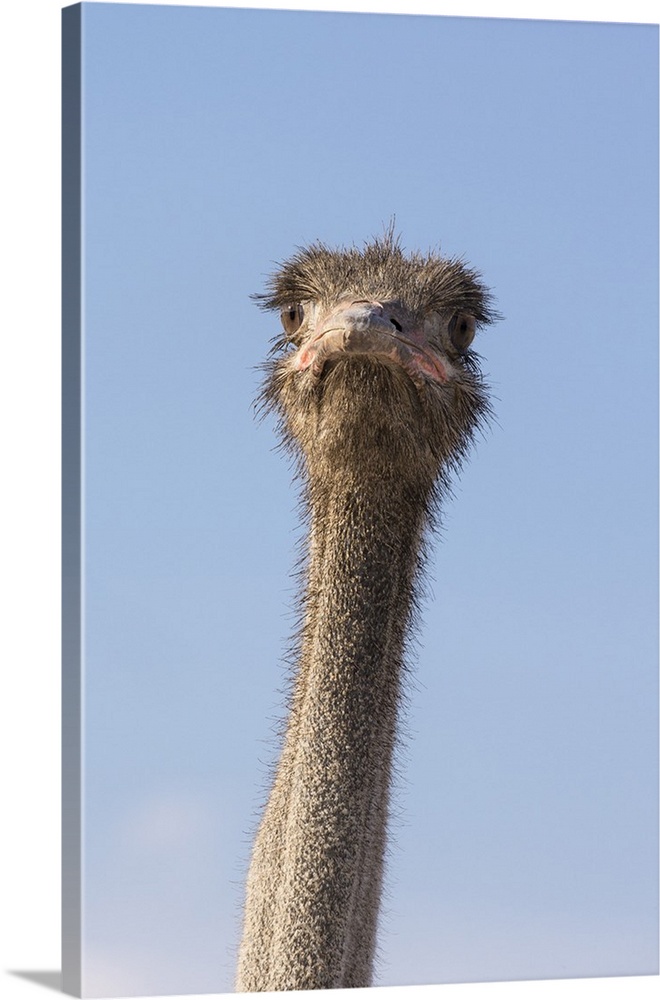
[10,972,63,994]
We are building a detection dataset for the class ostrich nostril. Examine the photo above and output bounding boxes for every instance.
[390,317,403,332]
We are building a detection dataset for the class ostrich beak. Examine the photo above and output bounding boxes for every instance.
[294,301,449,383]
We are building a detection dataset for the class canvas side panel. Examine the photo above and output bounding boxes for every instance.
[62,4,83,996]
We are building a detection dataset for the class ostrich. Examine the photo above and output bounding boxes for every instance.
[236,230,496,991]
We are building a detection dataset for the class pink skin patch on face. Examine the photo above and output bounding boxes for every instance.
[405,345,448,382]
[294,344,318,371]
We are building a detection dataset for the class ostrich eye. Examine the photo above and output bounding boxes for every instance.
[281,304,304,337]
[448,312,476,353]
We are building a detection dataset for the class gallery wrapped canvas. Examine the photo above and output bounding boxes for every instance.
[62,3,658,997]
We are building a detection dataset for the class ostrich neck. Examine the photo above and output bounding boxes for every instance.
[236,460,434,991]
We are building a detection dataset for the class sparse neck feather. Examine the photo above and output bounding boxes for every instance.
[236,437,436,990]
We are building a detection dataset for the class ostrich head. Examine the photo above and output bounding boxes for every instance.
[258,231,497,488]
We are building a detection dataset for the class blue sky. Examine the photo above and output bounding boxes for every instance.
[73,3,658,995]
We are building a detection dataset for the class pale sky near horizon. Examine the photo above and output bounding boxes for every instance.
[72,3,657,995]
